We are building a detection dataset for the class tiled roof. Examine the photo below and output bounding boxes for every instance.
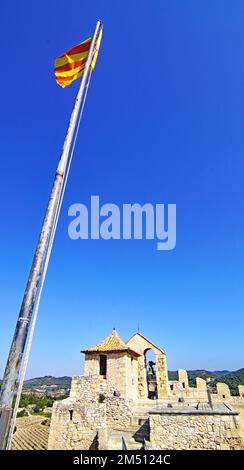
[81,329,140,356]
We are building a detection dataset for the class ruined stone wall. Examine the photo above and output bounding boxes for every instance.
[168,374,243,404]
[168,373,210,402]
[238,385,244,398]
[196,377,207,391]
[49,371,243,450]
[155,352,168,399]
[48,390,134,450]
[70,374,130,404]
[210,383,243,404]
[216,382,231,400]
[209,383,244,404]
[228,396,244,404]
[168,375,244,404]
[48,398,106,450]
[167,370,244,404]
[48,398,74,450]
[106,396,133,429]
[188,377,208,401]
[149,412,242,450]
[70,375,102,403]
[178,369,189,389]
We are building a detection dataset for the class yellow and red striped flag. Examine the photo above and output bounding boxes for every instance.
[54,30,102,88]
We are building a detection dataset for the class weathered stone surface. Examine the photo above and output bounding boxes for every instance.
[127,332,168,399]
[48,329,244,450]
[149,412,242,450]
[178,369,189,390]
[238,385,244,398]
[216,382,231,401]
[106,396,133,428]
[48,398,106,450]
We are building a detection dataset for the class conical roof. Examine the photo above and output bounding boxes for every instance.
[81,328,140,356]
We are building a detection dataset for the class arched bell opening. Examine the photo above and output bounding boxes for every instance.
[144,348,158,399]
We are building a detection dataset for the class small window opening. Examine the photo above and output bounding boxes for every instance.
[69,410,73,421]
[131,357,134,384]
[182,382,185,389]
[170,384,174,391]
[222,394,226,399]
[100,354,107,376]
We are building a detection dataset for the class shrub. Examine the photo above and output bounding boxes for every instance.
[98,394,106,403]
[17,409,28,418]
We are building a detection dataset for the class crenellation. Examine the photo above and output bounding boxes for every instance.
[48,329,244,450]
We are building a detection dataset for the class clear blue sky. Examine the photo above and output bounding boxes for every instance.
[1,1,243,378]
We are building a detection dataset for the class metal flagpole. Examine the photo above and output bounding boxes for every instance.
[0,19,102,450]
[6,71,93,450]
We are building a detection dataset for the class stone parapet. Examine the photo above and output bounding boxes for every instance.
[149,405,242,450]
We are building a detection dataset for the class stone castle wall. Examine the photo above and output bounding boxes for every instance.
[168,373,208,401]
[70,375,101,403]
[178,369,189,389]
[105,396,133,429]
[48,392,133,450]
[216,382,231,400]
[155,352,169,399]
[48,398,106,450]
[238,385,244,398]
[149,412,242,450]
[168,370,244,403]
[48,331,243,450]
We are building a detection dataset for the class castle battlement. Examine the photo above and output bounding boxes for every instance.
[48,329,244,450]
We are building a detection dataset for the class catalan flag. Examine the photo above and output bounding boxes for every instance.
[54,29,103,88]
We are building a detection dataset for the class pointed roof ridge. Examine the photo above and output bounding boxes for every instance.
[81,329,140,356]
[126,331,165,354]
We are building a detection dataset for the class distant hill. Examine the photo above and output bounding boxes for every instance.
[23,376,71,389]
[0,376,71,395]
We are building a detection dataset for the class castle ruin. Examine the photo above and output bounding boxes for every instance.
[48,329,243,450]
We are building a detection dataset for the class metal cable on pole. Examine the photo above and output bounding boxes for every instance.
[6,72,93,449]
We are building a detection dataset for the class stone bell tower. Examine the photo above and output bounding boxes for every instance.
[80,328,140,400]
[126,332,168,399]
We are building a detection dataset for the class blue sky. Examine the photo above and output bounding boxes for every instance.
[1,1,243,378]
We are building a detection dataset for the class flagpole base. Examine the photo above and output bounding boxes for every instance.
[0,406,12,450]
